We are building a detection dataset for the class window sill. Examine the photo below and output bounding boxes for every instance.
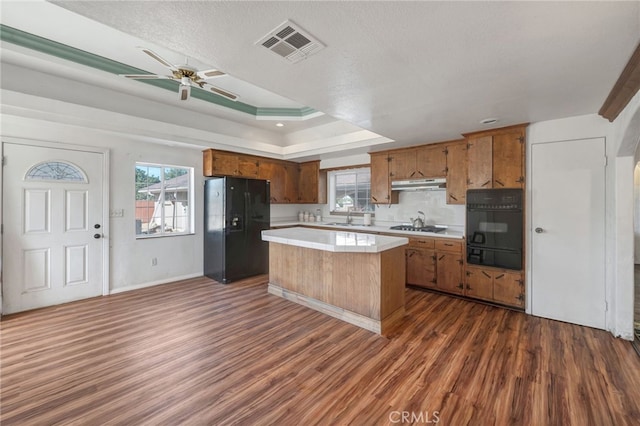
[136,232,196,240]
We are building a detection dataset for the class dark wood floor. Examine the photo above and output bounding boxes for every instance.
[2,275,640,425]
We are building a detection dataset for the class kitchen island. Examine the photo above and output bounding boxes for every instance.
[262,227,408,335]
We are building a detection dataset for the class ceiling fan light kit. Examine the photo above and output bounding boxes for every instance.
[119,48,238,102]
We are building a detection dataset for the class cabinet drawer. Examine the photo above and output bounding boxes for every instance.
[408,237,435,248]
[434,239,463,253]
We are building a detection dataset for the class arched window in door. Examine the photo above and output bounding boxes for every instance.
[25,161,88,183]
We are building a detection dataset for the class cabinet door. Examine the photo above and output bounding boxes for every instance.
[237,155,259,178]
[492,131,525,188]
[283,164,299,203]
[466,135,493,189]
[493,271,524,308]
[298,161,319,203]
[445,141,467,204]
[259,161,284,203]
[436,252,464,295]
[416,145,447,178]
[389,149,417,180]
[370,153,396,204]
[212,151,239,176]
[406,248,436,288]
[465,268,494,301]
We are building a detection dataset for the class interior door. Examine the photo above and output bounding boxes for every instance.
[530,138,606,329]
[3,143,105,314]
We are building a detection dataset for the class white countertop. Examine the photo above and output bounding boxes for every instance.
[262,227,409,253]
[269,220,465,240]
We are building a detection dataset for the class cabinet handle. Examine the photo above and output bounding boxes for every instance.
[444,243,453,246]
[417,171,425,177]
[495,179,505,187]
[449,194,458,201]
[372,196,378,202]
[410,171,416,177]
[482,271,491,278]
[432,255,437,261]
[481,180,491,187]
[495,274,505,280]
[516,176,525,183]
[466,284,471,290]
[438,255,445,261]
[457,283,464,289]
[458,259,463,265]
[516,294,525,301]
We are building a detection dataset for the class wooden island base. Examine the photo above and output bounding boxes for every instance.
[267,242,406,335]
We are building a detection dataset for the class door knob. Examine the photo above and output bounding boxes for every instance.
[94,224,101,229]
[535,227,544,233]
[94,233,102,239]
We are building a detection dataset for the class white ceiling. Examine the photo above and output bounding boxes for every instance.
[1,1,639,160]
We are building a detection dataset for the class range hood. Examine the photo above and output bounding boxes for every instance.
[391,178,447,191]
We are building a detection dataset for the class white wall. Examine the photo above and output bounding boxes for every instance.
[1,114,205,294]
[635,163,640,264]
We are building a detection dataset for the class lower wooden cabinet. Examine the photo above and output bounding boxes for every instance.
[405,238,436,289]
[465,265,524,308]
[403,237,464,294]
[435,241,464,295]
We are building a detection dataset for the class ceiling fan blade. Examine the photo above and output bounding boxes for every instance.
[197,69,226,79]
[205,84,239,101]
[119,74,171,79]
[139,48,179,71]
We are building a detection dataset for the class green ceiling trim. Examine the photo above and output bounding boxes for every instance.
[0,24,318,118]
[256,106,319,117]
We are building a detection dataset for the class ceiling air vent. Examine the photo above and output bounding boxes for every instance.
[257,20,325,64]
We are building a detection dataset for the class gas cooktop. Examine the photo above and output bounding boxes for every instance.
[389,225,446,233]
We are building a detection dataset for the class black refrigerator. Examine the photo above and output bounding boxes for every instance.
[204,177,270,283]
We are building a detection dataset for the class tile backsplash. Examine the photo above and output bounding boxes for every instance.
[374,191,465,227]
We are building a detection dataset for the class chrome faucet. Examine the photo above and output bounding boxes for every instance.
[347,209,353,224]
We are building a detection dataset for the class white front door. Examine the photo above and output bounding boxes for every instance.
[2,143,105,314]
[530,138,606,329]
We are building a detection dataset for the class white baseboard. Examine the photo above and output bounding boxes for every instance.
[109,273,203,295]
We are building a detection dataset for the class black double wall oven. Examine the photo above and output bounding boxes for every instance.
[466,188,523,271]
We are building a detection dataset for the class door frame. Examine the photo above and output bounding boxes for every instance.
[1,137,110,313]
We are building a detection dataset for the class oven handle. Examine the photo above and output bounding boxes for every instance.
[466,245,521,254]
[467,208,522,213]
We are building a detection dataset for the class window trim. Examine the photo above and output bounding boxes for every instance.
[135,162,195,239]
[328,166,375,216]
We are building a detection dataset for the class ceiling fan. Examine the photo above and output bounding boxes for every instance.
[120,48,239,102]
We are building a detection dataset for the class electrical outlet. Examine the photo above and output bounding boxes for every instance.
[151,257,157,266]
[110,209,124,218]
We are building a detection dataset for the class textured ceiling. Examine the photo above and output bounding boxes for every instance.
[3,1,640,158]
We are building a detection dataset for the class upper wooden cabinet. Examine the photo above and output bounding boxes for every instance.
[203,150,238,176]
[465,124,527,189]
[236,155,259,178]
[203,149,326,205]
[369,152,399,205]
[297,161,327,204]
[389,149,417,180]
[416,145,447,178]
[388,145,447,180]
[444,140,467,205]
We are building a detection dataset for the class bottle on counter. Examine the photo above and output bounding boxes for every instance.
[316,208,322,222]
[303,211,309,222]
[298,211,304,222]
